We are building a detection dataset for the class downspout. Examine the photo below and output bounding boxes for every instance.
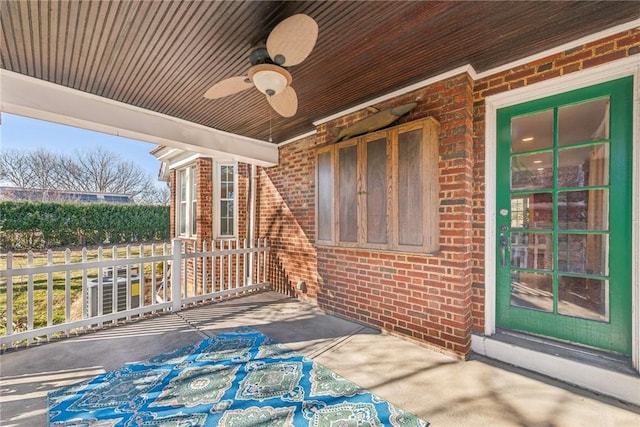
[248,164,257,285]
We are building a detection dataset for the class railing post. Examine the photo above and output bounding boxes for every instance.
[171,238,182,312]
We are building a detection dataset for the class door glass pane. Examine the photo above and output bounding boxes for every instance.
[511,271,553,312]
[511,193,553,230]
[398,129,423,246]
[511,109,554,153]
[559,98,609,146]
[511,151,553,190]
[366,138,387,244]
[558,190,609,230]
[558,144,609,188]
[511,233,553,270]
[558,276,608,321]
[317,151,333,241]
[339,145,358,242]
[558,233,608,276]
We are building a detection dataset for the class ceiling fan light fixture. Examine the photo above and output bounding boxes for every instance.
[248,64,292,97]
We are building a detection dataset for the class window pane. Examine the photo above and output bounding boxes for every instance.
[511,271,553,312]
[558,233,608,276]
[510,232,553,270]
[511,193,552,230]
[219,200,234,236]
[339,145,358,242]
[179,170,187,200]
[558,144,608,188]
[511,110,553,153]
[559,98,609,146]
[558,276,608,322]
[398,129,423,246]
[317,151,333,241]
[179,202,187,235]
[557,190,608,231]
[218,165,235,236]
[511,151,553,191]
[366,138,387,244]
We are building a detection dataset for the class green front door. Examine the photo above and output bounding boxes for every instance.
[496,77,633,355]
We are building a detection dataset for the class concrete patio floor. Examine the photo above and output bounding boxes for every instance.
[1,290,639,426]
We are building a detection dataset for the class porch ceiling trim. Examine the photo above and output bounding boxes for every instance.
[0,70,278,167]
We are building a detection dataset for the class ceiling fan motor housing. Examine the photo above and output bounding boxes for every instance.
[249,46,274,66]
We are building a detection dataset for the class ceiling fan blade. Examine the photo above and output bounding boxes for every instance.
[203,75,253,99]
[268,86,298,117]
[266,14,318,67]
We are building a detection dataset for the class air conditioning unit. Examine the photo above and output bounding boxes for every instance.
[87,275,140,317]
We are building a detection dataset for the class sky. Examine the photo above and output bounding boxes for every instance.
[0,112,163,186]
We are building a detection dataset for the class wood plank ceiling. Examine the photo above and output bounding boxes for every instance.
[2,1,638,144]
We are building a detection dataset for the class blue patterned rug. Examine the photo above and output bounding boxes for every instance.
[48,327,428,426]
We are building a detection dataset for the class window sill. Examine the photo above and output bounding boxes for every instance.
[315,241,441,257]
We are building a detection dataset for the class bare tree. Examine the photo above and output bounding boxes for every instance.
[66,147,152,197]
[137,183,171,206]
[0,148,37,187]
[0,146,160,202]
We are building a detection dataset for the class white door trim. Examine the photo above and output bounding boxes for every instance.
[482,55,640,375]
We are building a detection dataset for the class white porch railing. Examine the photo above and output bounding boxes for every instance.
[0,238,269,350]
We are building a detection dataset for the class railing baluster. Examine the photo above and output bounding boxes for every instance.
[202,241,208,295]
[27,251,34,345]
[183,242,188,300]
[126,245,132,320]
[242,239,247,287]
[235,239,240,289]
[139,244,144,308]
[162,243,168,303]
[220,240,225,292]
[227,239,232,291]
[211,240,218,292]
[6,252,13,338]
[47,250,53,341]
[97,247,104,328]
[192,242,198,298]
[65,249,71,328]
[82,248,88,322]
[263,238,268,284]
[112,246,118,318]
[256,239,261,284]
[151,243,157,310]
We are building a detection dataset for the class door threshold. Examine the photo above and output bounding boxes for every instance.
[471,332,639,406]
[493,329,636,376]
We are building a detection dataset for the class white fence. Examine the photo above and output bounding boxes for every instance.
[0,238,269,349]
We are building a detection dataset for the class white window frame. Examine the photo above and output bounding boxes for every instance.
[214,162,238,238]
[176,165,197,238]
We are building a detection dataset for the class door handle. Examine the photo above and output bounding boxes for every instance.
[499,233,508,267]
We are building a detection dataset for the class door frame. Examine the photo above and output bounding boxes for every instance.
[481,56,640,373]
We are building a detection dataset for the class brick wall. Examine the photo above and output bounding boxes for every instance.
[258,73,476,356]
[196,158,213,245]
[257,135,320,300]
[253,28,638,358]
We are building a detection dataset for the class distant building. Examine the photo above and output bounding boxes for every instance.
[0,186,134,204]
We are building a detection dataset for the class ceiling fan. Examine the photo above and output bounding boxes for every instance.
[203,14,318,118]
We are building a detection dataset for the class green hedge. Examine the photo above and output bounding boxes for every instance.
[0,201,170,250]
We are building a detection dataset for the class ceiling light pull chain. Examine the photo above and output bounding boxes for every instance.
[269,101,273,143]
